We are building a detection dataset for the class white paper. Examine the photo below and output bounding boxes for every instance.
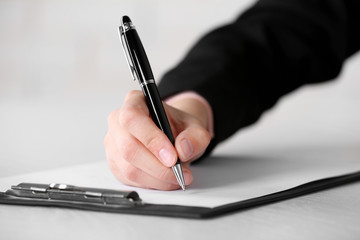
[1,149,360,208]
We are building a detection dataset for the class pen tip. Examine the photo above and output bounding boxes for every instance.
[172,164,186,191]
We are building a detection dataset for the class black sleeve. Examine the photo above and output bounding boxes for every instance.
[158,0,360,154]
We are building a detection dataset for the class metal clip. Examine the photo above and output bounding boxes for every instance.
[118,25,138,81]
[8,183,142,206]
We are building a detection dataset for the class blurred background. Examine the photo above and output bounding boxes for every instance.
[1,0,360,177]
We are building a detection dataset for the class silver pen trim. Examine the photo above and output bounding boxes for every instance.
[172,163,186,191]
[140,79,155,87]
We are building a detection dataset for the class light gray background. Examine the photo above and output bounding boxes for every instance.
[1,0,360,177]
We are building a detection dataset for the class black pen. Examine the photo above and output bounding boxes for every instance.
[118,16,186,190]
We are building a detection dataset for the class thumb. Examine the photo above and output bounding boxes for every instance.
[163,96,213,163]
[175,124,211,163]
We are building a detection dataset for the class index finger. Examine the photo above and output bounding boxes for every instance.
[118,90,178,167]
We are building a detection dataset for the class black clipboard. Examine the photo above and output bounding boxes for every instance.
[1,170,360,219]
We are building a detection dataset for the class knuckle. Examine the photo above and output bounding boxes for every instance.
[107,155,118,173]
[126,90,143,100]
[118,105,141,129]
[123,165,141,182]
[107,157,126,183]
[157,168,172,182]
[107,109,118,126]
[120,140,139,164]
[144,134,163,152]
[195,127,211,145]
[107,108,121,129]
[103,132,112,147]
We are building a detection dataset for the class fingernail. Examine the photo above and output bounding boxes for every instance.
[180,139,194,160]
[159,148,175,167]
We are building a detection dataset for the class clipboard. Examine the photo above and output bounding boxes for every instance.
[1,170,360,219]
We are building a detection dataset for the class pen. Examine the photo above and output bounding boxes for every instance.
[118,15,186,190]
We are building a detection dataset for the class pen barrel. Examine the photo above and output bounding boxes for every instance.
[141,82,175,145]
[125,29,154,81]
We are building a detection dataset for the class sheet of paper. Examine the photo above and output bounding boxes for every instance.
[1,147,360,208]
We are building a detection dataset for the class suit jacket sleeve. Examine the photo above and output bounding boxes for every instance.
[158,0,360,154]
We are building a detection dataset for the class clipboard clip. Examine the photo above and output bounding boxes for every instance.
[4,183,142,207]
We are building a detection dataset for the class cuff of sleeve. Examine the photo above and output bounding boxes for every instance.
[165,91,214,139]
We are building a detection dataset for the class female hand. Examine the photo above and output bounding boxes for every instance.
[104,90,212,190]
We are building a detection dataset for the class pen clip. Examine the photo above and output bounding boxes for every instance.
[119,25,138,82]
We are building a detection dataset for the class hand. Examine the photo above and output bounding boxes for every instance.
[104,90,212,190]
